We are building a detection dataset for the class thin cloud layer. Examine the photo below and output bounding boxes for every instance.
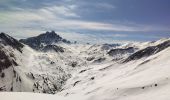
[0,0,170,43]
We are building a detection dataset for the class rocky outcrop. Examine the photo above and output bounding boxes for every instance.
[19,31,70,50]
[107,47,135,56]
[101,43,120,50]
[0,32,22,72]
[41,45,64,53]
[0,32,24,52]
[124,40,170,62]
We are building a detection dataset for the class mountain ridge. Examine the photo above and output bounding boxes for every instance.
[19,31,70,50]
[0,32,170,100]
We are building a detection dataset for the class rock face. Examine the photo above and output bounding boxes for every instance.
[0,32,23,92]
[0,32,23,72]
[124,40,170,62]
[0,32,24,52]
[101,44,120,51]
[41,45,64,53]
[0,48,13,72]
[0,32,70,93]
[19,31,70,50]
[107,47,135,56]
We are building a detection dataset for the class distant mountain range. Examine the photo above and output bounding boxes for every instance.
[1,32,170,100]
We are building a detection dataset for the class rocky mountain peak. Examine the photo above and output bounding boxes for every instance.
[19,31,70,50]
[38,31,62,41]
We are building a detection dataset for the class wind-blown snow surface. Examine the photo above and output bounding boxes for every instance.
[58,46,170,100]
[1,36,170,100]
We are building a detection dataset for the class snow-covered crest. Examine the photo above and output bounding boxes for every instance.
[1,32,170,100]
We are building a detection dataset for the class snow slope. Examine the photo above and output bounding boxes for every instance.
[0,92,67,100]
[1,46,170,100]
[58,46,170,100]
[1,32,170,100]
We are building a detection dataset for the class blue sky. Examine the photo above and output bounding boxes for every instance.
[0,0,170,43]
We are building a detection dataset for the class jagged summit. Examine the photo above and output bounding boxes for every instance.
[19,31,70,50]
[38,31,63,43]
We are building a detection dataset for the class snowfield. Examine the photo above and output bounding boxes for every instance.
[0,92,67,100]
[57,47,170,100]
[1,32,170,100]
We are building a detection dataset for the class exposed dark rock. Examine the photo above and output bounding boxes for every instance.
[124,40,170,62]
[90,77,95,80]
[101,43,120,50]
[50,61,55,64]
[10,86,13,91]
[1,72,5,78]
[71,62,77,67]
[0,50,13,72]
[0,33,21,74]
[13,70,16,78]
[0,32,24,52]
[86,57,95,61]
[12,60,18,66]
[107,47,135,56]
[73,81,81,87]
[93,58,106,63]
[142,87,145,89]
[19,31,70,50]
[19,77,22,82]
[0,86,4,91]
[79,69,87,73]
[41,45,64,53]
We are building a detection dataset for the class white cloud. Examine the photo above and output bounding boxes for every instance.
[1,6,169,34]
[1,4,170,43]
[55,31,129,44]
[47,20,138,31]
[41,5,79,17]
[1,4,169,32]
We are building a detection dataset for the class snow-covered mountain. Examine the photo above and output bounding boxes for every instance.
[1,32,170,100]
[19,31,70,50]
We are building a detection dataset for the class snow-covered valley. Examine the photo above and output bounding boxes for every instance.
[1,31,170,100]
